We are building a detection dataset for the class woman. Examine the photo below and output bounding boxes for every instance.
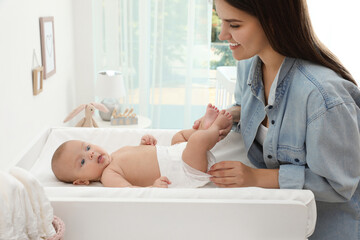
[195,0,360,239]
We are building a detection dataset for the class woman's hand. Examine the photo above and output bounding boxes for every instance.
[208,161,279,188]
[208,161,257,187]
[140,134,157,145]
[218,123,232,140]
[192,117,203,130]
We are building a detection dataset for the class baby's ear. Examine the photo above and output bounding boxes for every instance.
[73,179,90,185]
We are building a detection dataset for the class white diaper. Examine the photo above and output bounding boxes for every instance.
[156,142,216,188]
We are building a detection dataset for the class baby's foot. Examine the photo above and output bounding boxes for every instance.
[211,110,233,134]
[200,104,219,130]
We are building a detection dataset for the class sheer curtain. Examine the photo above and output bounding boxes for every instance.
[93,0,213,129]
[307,0,360,84]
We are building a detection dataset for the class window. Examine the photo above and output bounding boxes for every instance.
[93,0,213,129]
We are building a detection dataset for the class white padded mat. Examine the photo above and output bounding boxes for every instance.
[26,127,316,236]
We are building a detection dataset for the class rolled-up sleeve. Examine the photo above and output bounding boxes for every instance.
[282,102,360,202]
[279,165,305,189]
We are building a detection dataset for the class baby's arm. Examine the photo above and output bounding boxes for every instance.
[101,169,133,187]
[140,134,157,145]
[101,169,170,188]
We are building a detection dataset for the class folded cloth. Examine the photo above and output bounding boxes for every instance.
[0,170,36,239]
[0,167,56,240]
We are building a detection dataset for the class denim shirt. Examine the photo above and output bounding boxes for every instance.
[234,56,360,239]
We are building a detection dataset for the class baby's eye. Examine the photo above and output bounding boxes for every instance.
[81,159,85,166]
[86,145,90,151]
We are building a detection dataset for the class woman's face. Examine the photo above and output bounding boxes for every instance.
[215,0,270,61]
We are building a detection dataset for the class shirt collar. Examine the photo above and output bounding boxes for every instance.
[247,56,264,102]
[247,56,262,87]
[247,56,296,106]
[268,57,296,105]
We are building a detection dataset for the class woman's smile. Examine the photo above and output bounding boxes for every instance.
[229,42,240,50]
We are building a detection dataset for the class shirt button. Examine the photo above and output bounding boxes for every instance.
[267,155,272,159]
[268,105,273,109]
[294,158,300,162]
[271,120,275,124]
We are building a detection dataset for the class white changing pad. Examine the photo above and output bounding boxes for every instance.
[25,127,316,238]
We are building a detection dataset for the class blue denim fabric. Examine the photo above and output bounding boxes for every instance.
[234,56,360,239]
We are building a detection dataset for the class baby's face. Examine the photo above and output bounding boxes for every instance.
[59,140,111,184]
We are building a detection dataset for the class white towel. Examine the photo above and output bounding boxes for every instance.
[0,167,56,240]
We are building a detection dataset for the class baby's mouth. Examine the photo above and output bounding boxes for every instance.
[98,154,104,164]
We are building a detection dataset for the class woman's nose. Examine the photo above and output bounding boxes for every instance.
[218,24,231,41]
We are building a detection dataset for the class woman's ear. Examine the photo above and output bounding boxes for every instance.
[73,179,90,185]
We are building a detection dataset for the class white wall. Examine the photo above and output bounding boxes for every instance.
[308,0,360,84]
[72,0,96,106]
[0,0,94,170]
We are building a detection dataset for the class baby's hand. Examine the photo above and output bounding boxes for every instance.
[152,176,171,188]
[141,135,157,145]
[141,134,157,145]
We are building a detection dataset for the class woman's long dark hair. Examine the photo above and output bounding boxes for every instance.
[224,0,357,85]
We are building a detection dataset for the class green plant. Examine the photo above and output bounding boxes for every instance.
[210,44,236,69]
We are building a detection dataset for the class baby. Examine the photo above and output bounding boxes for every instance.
[51,104,233,188]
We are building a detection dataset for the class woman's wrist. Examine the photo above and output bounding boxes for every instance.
[253,168,280,188]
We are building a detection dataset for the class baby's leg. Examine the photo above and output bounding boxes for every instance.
[171,129,197,145]
[172,104,220,145]
[182,110,233,172]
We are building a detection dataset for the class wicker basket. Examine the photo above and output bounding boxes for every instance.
[46,216,65,240]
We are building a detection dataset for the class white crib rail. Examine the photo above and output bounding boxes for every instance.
[215,66,237,109]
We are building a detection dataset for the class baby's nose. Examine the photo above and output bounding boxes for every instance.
[89,151,95,159]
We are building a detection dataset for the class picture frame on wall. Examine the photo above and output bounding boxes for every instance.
[39,16,56,79]
[32,66,44,95]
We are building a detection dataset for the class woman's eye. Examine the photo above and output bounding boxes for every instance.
[81,159,85,166]
[230,24,240,28]
[86,145,90,151]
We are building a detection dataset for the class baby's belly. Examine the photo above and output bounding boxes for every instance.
[119,146,161,187]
